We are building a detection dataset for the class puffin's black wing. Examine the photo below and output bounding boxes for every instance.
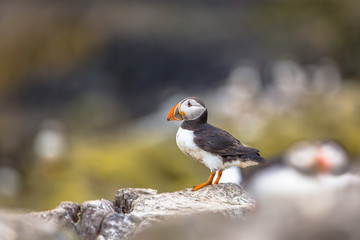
[193,124,258,155]
[194,124,265,163]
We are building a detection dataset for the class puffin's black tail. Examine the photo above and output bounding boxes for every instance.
[242,152,267,164]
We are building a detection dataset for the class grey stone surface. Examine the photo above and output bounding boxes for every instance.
[135,180,360,240]
[27,183,255,240]
[28,201,81,230]
[114,184,254,218]
[0,210,78,240]
[3,180,360,240]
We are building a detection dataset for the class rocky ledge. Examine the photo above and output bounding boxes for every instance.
[2,181,360,240]
[22,183,254,240]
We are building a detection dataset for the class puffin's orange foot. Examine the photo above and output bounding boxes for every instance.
[192,171,216,191]
[192,182,212,191]
[213,170,223,185]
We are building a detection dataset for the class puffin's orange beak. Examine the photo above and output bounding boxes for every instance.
[167,102,184,121]
[315,149,332,173]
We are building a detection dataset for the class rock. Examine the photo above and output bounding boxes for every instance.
[134,182,360,240]
[114,183,254,219]
[235,183,360,240]
[3,181,360,240]
[0,210,78,240]
[25,183,255,240]
[133,213,242,240]
[28,201,81,230]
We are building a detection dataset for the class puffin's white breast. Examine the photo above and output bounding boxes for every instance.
[176,127,223,171]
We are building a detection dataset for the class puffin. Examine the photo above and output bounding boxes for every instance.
[248,140,360,208]
[283,141,348,175]
[167,97,266,191]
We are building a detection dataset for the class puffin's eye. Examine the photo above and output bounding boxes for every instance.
[187,101,192,107]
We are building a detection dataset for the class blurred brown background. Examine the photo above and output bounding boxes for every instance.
[0,0,359,210]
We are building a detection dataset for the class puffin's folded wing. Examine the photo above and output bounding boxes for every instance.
[193,126,259,157]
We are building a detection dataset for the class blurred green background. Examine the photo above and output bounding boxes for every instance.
[0,0,359,210]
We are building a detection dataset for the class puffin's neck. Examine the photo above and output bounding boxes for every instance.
[180,110,208,131]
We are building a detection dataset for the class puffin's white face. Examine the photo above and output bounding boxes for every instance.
[284,142,317,171]
[284,141,348,174]
[320,141,348,174]
[167,97,206,121]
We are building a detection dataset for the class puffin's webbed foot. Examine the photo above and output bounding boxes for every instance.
[213,170,223,185]
[192,171,216,191]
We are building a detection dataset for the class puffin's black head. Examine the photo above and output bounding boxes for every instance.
[167,97,206,121]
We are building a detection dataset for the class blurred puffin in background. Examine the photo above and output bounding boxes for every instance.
[284,140,348,175]
[249,140,360,207]
[167,97,266,191]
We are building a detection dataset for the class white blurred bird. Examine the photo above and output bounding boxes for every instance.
[249,140,360,216]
